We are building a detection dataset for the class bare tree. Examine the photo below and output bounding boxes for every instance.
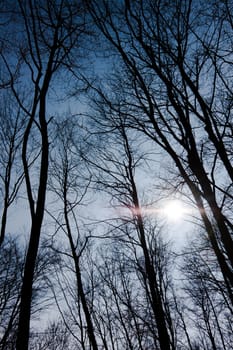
[0,236,23,350]
[82,109,178,350]
[88,0,233,302]
[29,320,71,350]
[181,233,233,349]
[1,1,232,348]
[0,1,89,348]
[0,92,25,246]
[48,117,99,349]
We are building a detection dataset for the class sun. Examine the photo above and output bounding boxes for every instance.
[162,200,186,221]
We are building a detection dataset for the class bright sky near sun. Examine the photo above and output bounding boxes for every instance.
[161,200,187,221]
[114,198,192,224]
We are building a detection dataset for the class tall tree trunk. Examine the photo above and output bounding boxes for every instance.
[16,96,49,350]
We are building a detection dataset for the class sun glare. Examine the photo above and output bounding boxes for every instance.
[162,200,186,221]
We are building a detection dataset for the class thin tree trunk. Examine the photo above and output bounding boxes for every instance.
[16,95,49,350]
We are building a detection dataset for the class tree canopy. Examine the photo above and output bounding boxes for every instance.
[0,1,232,349]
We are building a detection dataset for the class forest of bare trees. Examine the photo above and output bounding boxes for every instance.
[0,0,232,349]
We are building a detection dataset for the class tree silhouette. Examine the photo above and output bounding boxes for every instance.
[0,0,232,349]
[89,0,233,302]
[0,1,89,348]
